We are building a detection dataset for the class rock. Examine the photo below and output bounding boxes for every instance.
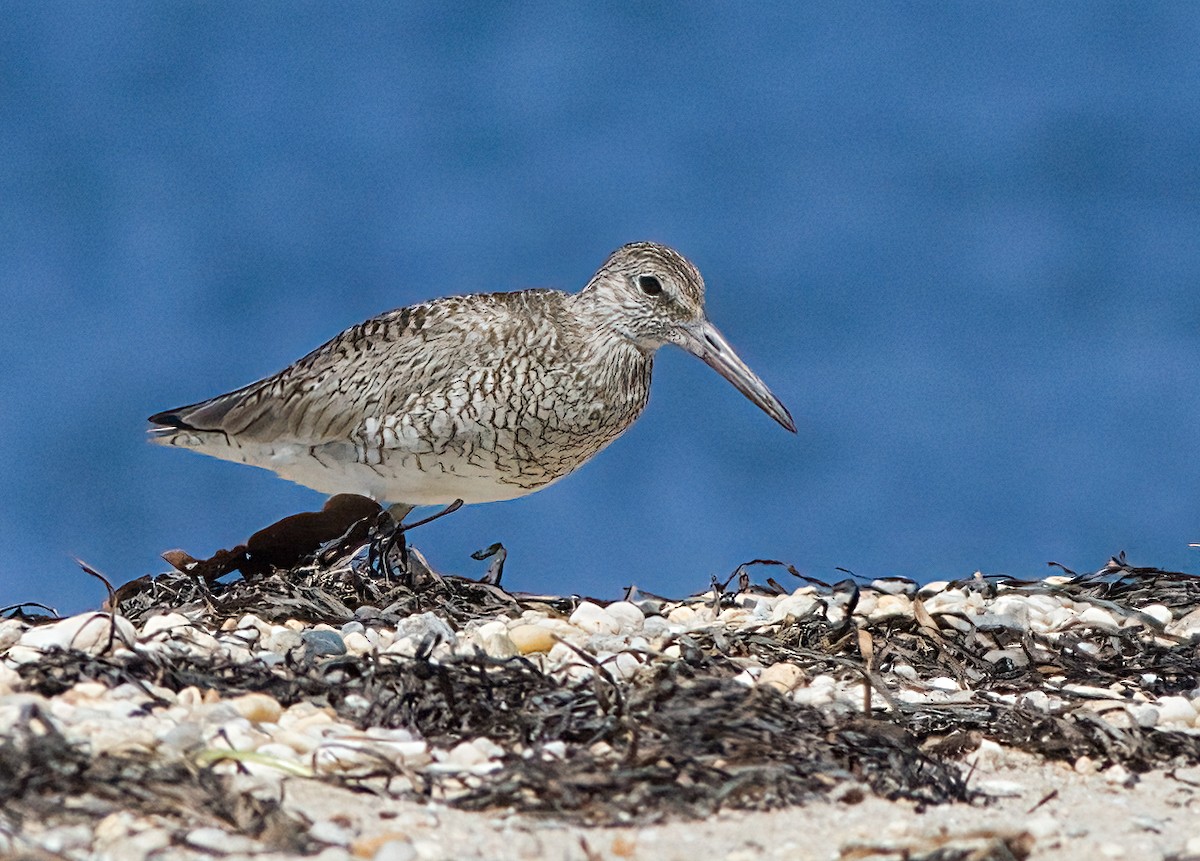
[472,621,518,658]
[374,840,417,861]
[343,631,373,656]
[758,662,803,693]
[266,628,305,654]
[302,629,348,658]
[569,601,620,634]
[309,818,356,846]
[7,613,136,664]
[0,664,23,695]
[1154,695,1198,726]
[186,826,257,853]
[230,693,283,723]
[395,613,457,650]
[1077,606,1120,633]
[604,601,645,631]
[351,833,416,861]
[869,594,911,621]
[508,623,557,654]
[1137,603,1172,626]
[771,592,818,623]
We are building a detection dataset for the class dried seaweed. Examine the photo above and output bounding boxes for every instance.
[0,703,312,854]
[10,548,1200,826]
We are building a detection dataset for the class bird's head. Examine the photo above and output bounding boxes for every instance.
[584,241,796,432]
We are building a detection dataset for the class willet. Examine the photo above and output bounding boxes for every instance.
[149,242,794,508]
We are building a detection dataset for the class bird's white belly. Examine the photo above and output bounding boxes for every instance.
[235,439,552,504]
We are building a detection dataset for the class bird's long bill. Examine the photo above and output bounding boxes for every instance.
[676,320,796,432]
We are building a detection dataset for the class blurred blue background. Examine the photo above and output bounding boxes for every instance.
[3,4,1199,614]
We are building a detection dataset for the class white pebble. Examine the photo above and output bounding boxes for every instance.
[569,601,620,635]
[771,593,818,623]
[375,840,417,861]
[1077,606,1120,633]
[976,778,1024,797]
[1154,695,1198,726]
[1137,603,1172,626]
[343,631,373,655]
[758,662,803,693]
[604,601,645,631]
[0,619,26,652]
[186,827,257,853]
[869,594,911,621]
[7,613,136,663]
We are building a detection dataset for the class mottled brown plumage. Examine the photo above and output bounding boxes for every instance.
[149,242,793,505]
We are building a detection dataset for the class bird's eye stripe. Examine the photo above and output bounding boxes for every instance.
[638,275,663,295]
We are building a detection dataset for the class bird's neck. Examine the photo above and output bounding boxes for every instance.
[567,287,654,357]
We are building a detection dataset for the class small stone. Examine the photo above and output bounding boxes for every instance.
[230,692,283,723]
[139,612,193,638]
[508,624,557,654]
[758,662,803,693]
[604,601,645,631]
[266,628,305,654]
[1131,705,1159,728]
[186,826,257,853]
[1154,695,1198,726]
[976,778,1024,797]
[350,831,412,859]
[344,632,373,655]
[40,824,93,853]
[569,601,620,634]
[395,612,457,649]
[372,838,417,861]
[341,620,366,636]
[309,819,357,846]
[0,664,23,695]
[1137,603,1172,626]
[7,613,136,663]
[1025,814,1060,839]
[1103,763,1134,786]
[0,619,26,651]
[1077,606,1120,633]
[869,593,911,620]
[303,630,347,658]
[471,620,518,658]
[600,650,641,681]
[771,592,818,623]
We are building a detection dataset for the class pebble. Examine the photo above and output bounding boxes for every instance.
[395,613,457,649]
[6,612,137,664]
[508,623,557,654]
[344,631,374,655]
[569,601,620,635]
[230,692,283,723]
[758,662,803,693]
[373,839,417,861]
[5,570,1199,857]
[603,601,645,631]
[1153,695,1198,727]
[186,826,257,853]
[303,629,348,657]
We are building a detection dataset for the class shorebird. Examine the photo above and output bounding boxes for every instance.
[149,242,794,509]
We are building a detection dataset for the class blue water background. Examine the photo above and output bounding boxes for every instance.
[3,4,1200,613]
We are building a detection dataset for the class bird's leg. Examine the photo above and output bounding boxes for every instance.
[370,499,464,584]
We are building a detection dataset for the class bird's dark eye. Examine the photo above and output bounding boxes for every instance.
[638,275,663,296]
